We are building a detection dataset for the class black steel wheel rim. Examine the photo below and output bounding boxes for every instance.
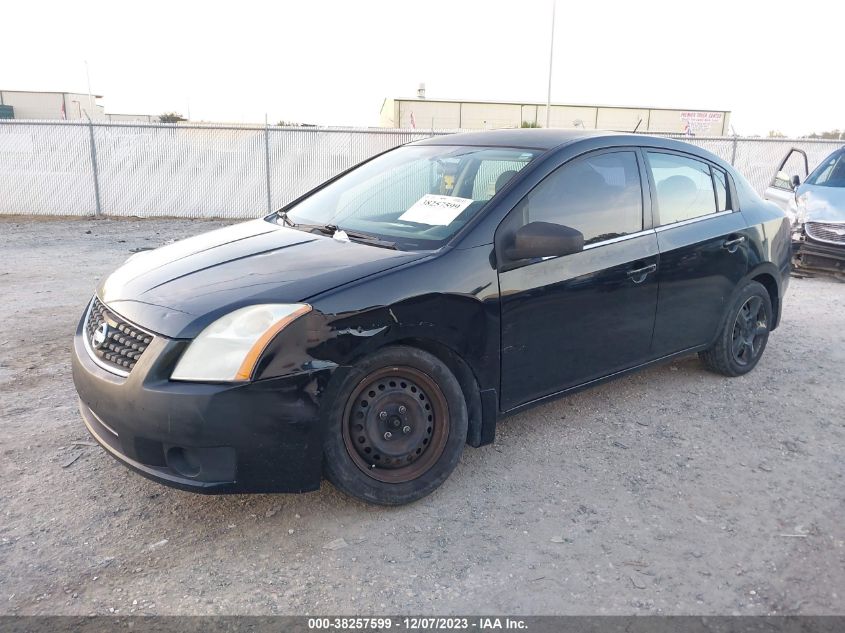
[731,296,768,366]
[341,366,450,484]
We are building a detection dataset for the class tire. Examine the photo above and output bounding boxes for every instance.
[322,346,468,506]
[699,281,773,377]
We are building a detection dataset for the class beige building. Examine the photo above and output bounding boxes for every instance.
[0,90,155,122]
[380,97,731,136]
[0,90,106,120]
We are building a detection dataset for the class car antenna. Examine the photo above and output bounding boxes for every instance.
[632,119,642,133]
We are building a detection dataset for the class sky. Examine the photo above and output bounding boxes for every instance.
[1,0,841,136]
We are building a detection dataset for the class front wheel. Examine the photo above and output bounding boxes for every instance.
[323,346,468,505]
[699,281,773,377]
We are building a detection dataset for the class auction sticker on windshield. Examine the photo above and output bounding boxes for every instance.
[399,194,474,226]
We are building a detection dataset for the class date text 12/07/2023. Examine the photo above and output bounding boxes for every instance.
[306,616,528,630]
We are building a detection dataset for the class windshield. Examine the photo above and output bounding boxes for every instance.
[281,145,540,249]
[806,150,845,188]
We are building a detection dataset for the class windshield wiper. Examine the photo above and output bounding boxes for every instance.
[275,215,398,249]
[274,214,325,233]
[319,224,398,250]
[276,210,295,227]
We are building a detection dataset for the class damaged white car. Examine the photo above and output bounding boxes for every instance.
[765,147,845,274]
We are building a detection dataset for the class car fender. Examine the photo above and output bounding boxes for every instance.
[708,262,785,345]
[254,290,499,447]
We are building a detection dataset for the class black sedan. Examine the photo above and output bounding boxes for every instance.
[72,129,791,505]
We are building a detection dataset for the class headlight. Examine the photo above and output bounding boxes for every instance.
[171,304,311,382]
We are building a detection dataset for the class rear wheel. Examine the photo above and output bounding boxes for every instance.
[699,281,772,377]
[323,346,467,505]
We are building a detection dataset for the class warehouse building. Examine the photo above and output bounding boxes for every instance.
[380,96,731,135]
[0,90,155,122]
[0,90,106,120]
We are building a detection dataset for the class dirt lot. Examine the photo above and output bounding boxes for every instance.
[0,216,843,616]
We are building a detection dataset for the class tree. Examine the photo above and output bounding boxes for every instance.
[521,120,541,128]
[807,129,843,140]
[158,112,186,123]
[767,130,786,138]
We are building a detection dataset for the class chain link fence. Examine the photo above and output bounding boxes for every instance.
[0,120,842,218]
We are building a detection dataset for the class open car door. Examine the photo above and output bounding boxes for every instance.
[764,148,809,213]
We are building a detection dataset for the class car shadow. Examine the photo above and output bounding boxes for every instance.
[101,352,725,523]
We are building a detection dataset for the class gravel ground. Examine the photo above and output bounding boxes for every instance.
[0,216,843,616]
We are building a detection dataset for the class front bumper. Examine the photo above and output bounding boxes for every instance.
[72,310,334,494]
[792,232,845,274]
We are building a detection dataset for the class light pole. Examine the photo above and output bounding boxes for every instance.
[85,61,95,119]
[545,0,556,128]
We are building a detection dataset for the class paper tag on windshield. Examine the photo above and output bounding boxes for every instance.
[398,194,474,226]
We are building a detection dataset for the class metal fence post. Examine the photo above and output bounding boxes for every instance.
[86,118,103,216]
[730,135,738,166]
[263,117,272,213]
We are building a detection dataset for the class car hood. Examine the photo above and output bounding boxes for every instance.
[797,184,845,223]
[98,219,426,338]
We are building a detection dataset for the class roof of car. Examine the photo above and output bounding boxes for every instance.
[411,128,733,173]
[412,128,614,150]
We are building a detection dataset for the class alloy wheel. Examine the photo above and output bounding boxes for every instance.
[731,295,768,366]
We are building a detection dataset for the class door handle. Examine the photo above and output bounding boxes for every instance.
[722,236,746,252]
[626,263,657,283]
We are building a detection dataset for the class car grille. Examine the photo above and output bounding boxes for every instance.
[805,222,845,245]
[85,297,153,374]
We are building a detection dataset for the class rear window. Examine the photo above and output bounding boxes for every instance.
[713,167,729,211]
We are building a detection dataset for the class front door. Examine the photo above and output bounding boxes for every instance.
[498,149,659,411]
[764,148,808,214]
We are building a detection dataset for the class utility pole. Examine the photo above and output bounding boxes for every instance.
[85,61,95,119]
[545,0,556,128]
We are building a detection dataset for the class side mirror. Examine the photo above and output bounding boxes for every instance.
[791,174,801,188]
[505,221,584,261]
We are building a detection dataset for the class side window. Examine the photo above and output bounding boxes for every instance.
[647,152,717,225]
[471,160,527,201]
[773,149,809,190]
[516,151,643,245]
[772,171,793,191]
[712,166,729,211]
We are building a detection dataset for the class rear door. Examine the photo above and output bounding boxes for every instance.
[764,148,808,213]
[645,150,750,356]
